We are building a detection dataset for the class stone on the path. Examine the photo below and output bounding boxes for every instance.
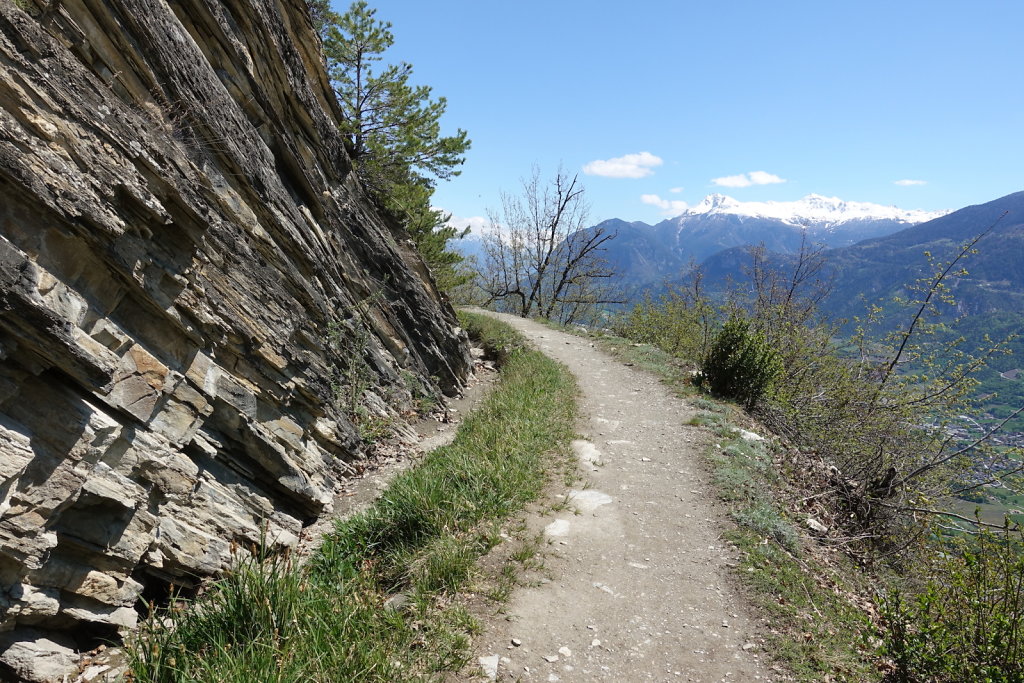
[543,654,560,663]
[545,519,571,537]
[558,646,572,657]
[571,440,602,465]
[478,654,500,681]
[568,489,613,513]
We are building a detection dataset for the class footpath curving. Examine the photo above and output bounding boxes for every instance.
[469,312,772,683]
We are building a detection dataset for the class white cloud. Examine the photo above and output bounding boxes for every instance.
[711,171,787,188]
[747,171,786,185]
[711,174,753,188]
[894,179,927,186]
[444,213,490,236]
[583,152,663,178]
[641,193,689,216]
[669,186,684,194]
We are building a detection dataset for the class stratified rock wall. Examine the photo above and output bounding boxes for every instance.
[0,0,469,674]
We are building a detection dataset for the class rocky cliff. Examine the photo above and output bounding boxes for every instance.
[0,0,470,677]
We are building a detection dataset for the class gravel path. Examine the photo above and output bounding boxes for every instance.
[468,312,772,683]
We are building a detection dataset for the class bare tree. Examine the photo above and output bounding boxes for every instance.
[746,232,834,336]
[477,166,620,324]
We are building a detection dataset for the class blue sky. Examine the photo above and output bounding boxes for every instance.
[335,0,1024,228]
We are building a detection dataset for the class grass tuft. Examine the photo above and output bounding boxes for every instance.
[125,312,577,682]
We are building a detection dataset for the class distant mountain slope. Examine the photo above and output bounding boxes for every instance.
[590,194,947,290]
[681,193,944,228]
[822,190,1024,319]
[694,191,1024,434]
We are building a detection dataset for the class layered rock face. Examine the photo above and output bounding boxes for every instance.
[0,0,470,677]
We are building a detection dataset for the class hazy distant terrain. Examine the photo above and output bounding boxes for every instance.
[570,193,949,291]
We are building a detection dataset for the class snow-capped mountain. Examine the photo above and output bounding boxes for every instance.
[679,193,949,230]
[583,194,949,290]
[698,190,1024,320]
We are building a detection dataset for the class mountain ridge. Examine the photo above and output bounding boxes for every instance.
[577,193,945,290]
[823,190,1024,318]
[694,189,1024,319]
[675,193,949,228]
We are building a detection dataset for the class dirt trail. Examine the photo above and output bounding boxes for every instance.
[469,312,772,682]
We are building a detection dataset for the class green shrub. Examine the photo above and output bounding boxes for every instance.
[700,317,782,410]
[880,525,1024,682]
[615,288,718,363]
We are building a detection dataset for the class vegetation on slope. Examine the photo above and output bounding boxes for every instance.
[605,230,1024,680]
[125,312,576,681]
[881,525,1024,681]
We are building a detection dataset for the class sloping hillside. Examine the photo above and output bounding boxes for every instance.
[824,190,1024,319]
[694,190,1024,320]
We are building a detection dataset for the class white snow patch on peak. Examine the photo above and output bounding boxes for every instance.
[680,193,949,228]
[691,193,743,213]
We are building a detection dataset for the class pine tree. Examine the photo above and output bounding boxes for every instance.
[306,0,336,36]
[318,1,471,291]
[382,173,472,292]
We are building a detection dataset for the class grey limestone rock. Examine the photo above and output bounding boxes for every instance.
[0,630,79,683]
[0,0,470,678]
